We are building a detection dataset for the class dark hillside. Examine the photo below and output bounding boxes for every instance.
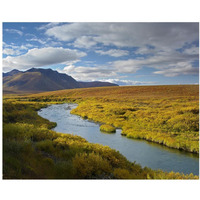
[79,81,118,88]
[3,68,118,93]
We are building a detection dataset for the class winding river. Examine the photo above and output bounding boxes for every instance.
[38,103,199,175]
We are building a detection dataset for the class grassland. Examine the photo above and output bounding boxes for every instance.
[24,85,199,153]
[3,99,198,179]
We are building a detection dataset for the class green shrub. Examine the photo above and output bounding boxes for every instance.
[72,152,112,178]
[100,124,116,133]
[113,168,132,179]
[35,140,54,154]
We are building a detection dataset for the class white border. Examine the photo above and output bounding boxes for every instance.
[0,1,200,200]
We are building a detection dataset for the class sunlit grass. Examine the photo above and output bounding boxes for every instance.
[70,97,199,153]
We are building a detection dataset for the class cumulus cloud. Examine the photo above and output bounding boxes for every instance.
[3,42,35,56]
[74,36,97,48]
[110,48,199,76]
[95,49,129,57]
[57,43,198,81]
[45,23,199,78]
[45,23,199,50]
[153,62,199,77]
[3,47,86,71]
[111,59,142,73]
[58,65,117,81]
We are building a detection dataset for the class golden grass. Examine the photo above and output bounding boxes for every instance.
[20,85,199,153]
[27,85,199,100]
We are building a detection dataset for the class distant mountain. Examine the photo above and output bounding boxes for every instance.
[79,81,118,88]
[3,68,118,94]
[3,69,21,77]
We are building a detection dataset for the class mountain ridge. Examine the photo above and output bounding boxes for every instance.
[3,68,118,94]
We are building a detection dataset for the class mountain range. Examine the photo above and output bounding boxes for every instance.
[3,68,118,94]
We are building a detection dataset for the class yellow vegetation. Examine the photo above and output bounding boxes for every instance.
[100,124,116,133]
[8,85,198,153]
[3,85,199,179]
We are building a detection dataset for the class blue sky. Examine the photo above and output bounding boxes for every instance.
[2,22,199,85]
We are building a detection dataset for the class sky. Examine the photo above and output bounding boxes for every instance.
[2,22,199,85]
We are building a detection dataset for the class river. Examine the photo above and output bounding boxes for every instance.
[38,103,199,175]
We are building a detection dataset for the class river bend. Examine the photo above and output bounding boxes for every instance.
[38,103,199,175]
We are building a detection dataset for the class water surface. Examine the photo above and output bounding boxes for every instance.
[38,103,199,175]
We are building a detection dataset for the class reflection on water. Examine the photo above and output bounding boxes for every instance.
[38,103,199,175]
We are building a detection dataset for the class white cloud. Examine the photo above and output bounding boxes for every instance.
[3,23,198,82]
[135,46,157,55]
[45,23,199,78]
[110,48,199,76]
[3,47,86,72]
[26,35,63,47]
[74,36,97,48]
[3,42,34,56]
[3,48,21,55]
[95,49,129,57]
[111,59,142,73]
[3,42,35,51]
[4,28,23,36]
[45,23,198,50]
[38,22,63,30]
[58,65,117,81]
[183,46,199,55]
[60,65,76,74]
[57,44,198,81]
[153,62,199,77]
[99,79,156,86]
[3,42,20,50]
[26,38,47,44]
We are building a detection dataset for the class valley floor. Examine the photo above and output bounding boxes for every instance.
[28,85,199,153]
[3,85,199,179]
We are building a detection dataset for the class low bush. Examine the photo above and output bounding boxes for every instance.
[100,124,116,133]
